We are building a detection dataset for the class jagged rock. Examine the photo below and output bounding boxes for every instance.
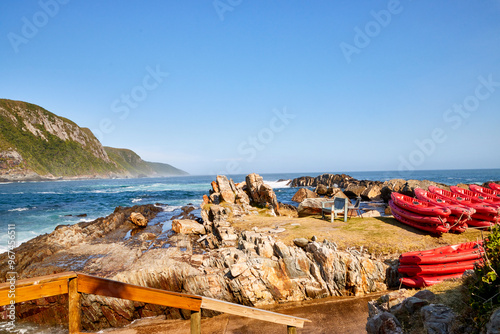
[172,219,206,235]
[413,290,436,302]
[291,188,318,203]
[362,185,382,201]
[366,311,403,334]
[316,184,328,195]
[487,308,500,334]
[297,198,330,216]
[420,304,456,334]
[344,183,367,199]
[216,175,236,204]
[129,212,148,227]
[293,238,309,248]
[277,203,298,218]
[381,179,407,202]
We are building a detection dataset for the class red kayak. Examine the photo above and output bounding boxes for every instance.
[389,200,446,225]
[400,273,466,288]
[450,186,500,208]
[471,212,500,223]
[414,188,475,217]
[428,186,498,215]
[490,183,500,192]
[400,241,482,258]
[398,258,482,276]
[399,244,483,265]
[391,192,451,216]
[468,219,495,228]
[470,184,500,201]
[446,215,468,233]
[392,211,449,234]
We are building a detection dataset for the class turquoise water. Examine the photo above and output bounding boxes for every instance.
[1,169,499,253]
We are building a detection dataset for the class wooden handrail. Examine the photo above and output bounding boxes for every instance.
[0,271,310,333]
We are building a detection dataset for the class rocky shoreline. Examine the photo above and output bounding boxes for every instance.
[0,173,396,331]
[1,172,495,332]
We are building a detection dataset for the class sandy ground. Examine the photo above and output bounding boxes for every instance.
[100,292,386,334]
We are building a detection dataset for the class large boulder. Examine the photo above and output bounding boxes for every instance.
[344,183,367,199]
[216,175,236,204]
[172,219,206,235]
[361,185,382,201]
[366,312,403,334]
[380,179,407,202]
[129,212,148,227]
[245,173,279,214]
[487,307,500,334]
[291,188,318,203]
[316,184,328,196]
[297,198,330,216]
[420,304,456,334]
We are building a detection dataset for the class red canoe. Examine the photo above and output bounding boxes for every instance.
[446,215,468,233]
[414,188,475,217]
[450,186,500,208]
[470,184,500,201]
[428,186,498,216]
[490,183,500,192]
[398,258,482,276]
[400,241,482,258]
[389,200,446,225]
[391,211,449,235]
[468,219,495,228]
[471,212,500,223]
[399,244,483,265]
[391,192,451,216]
[400,273,466,288]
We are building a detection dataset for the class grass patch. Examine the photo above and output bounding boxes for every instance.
[231,215,486,256]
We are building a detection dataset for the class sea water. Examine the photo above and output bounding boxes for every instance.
[1,169,500,253]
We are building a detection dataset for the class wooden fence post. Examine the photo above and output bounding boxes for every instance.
[287,325,297,334]
[190,310,201,334]
[68,278,81,334]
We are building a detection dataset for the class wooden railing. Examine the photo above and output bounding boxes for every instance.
[0,272,310,333]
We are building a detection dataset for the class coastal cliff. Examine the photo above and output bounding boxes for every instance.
[0,99,187,181]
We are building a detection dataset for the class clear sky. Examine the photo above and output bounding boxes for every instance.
[1,1,499,175]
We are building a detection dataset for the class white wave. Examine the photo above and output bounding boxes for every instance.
[8,207,29,212]
[131,198,142,203]
[37,191,61,194]
[264,179,291,189]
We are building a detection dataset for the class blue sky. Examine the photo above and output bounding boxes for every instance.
[1,1,500,175]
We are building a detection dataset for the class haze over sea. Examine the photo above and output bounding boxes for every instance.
[1,168,499,254]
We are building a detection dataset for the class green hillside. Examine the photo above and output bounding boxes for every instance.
[104,147,188,177]
[0,99,187,180]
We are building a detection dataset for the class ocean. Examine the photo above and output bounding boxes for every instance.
[1,169,500,254]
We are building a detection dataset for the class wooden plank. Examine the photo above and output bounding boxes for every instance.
[201,297,310,328]
[190,310,201,334]
[76,273,202,311]
[287,326,297,334]
[0,272,77,290]
[0,279,69,306]
[68,278,81,334]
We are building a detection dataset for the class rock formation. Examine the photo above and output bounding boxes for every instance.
[0,174,393,331]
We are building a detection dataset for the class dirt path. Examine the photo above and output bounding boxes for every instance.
[101,292,386,334]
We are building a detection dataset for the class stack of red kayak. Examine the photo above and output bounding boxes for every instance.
[390,192,451,234]
[415,188,474,233]
[399,241,484,288]
[428,185,500,228]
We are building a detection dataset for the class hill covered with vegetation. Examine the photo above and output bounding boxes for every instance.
[0,99,187,181]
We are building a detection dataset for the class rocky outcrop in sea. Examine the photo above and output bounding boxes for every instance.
[0,173,392,331]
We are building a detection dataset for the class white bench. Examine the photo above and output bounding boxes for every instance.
[321,197,349,223]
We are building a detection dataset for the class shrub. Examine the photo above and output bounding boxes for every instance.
[468,225,500,329]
